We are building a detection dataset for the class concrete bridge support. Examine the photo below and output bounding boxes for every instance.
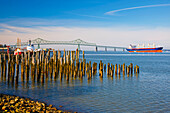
[38,43,40,49]
[78,44,80,51]
[105,47,107,51]
[96,46,98,52]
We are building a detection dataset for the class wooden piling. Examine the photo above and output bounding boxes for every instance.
[99,61,103,77]
[31,56,35,82]
[0,54,3,80]
[118,64,120,75]
[110,64,114,77]
[25,58,29,82]
[107,63,110,75]
[82,59,86,76]
[92,62,97,75]
[130,63,133,74]
[83,51,85,59]
[123,63,125,74]
[7,54,11,82]
[21,54,24,82]
[15,55,19,84]
[115,64,117,75]
[104,64,106,72]
[11,55,15,83]
[3,54,7,81]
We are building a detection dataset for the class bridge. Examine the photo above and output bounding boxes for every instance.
[13,38,126,51]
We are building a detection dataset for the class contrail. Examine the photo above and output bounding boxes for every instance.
[105,4,170,15]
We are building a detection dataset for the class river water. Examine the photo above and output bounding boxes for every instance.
[0,51,170,112]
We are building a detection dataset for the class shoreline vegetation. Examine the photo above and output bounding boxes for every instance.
[0,93,75,113]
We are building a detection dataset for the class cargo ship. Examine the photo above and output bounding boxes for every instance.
[126,44,163,53]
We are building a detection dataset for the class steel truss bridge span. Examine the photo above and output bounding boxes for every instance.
[16,38,126,51]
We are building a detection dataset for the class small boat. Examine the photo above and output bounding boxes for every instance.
[27,44,34,52]
[126,44,163,53]
[0,45,14,54]
[14,48,24,55]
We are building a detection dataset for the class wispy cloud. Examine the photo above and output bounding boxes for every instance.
[105,4,170,15]
[69,12,109,19]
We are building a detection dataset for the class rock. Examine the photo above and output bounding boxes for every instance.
[10,110,15,113]
[4,102,8,106]
[0,94,71,113]
[15,103,19,107]
[14,98,19,102]
[10,100,15,105]
[57,110,63,113]
[16,108,20,112]
[59,105,63,108]
[26,109,31,113]
[2,106,7,110]
[52,107,57,110]
[41,103,45,107]
[21,100,24,104]
[36,106,43,111]
[49,104,53,108]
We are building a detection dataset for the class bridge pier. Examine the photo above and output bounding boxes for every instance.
[38,44,40,49]
[96,46,98,52]
[78,44,80,51]
[105,47,107,51]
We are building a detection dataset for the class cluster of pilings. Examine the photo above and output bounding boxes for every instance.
[0,49,139,86]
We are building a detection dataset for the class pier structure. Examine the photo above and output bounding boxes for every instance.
[11,38,126,51]
[0,49,139,87]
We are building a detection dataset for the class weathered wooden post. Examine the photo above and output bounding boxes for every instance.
[83,51,85,59]
[41,56,44,83]
[92,62,97,75]
[60,63,63,80]
[111,64,114,77]
[25,58,29,82]
[104,64,106,72]
[21,54,24,82]
[63,49,66,64]
[31,56,35,82]
[137,65,139,73]
[49,58,53,80]
[15,54,19,85]
[36,59,40,82]
[127,66,130,76]
[44,57,48,79]
[123,63,125,75]
[66,63,69,81]
[118,64,120,75]
[82,59,86,76]
[11,55,15,83]
[3,54,7,81]
[130,63,133,74]
[99,61,103,77]
[89,61,92,78]
[115,64,117,76]
[0,54,3,80]
[7,54,11,83]
[79,60,83,77]
[107,63,110,75]
[76,49,78,60]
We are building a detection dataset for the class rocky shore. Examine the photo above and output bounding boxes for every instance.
[0,94,73,113]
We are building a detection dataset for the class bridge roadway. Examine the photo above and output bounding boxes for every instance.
[13,38,126,51]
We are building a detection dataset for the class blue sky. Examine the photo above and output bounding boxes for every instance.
[0,0,170,48]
